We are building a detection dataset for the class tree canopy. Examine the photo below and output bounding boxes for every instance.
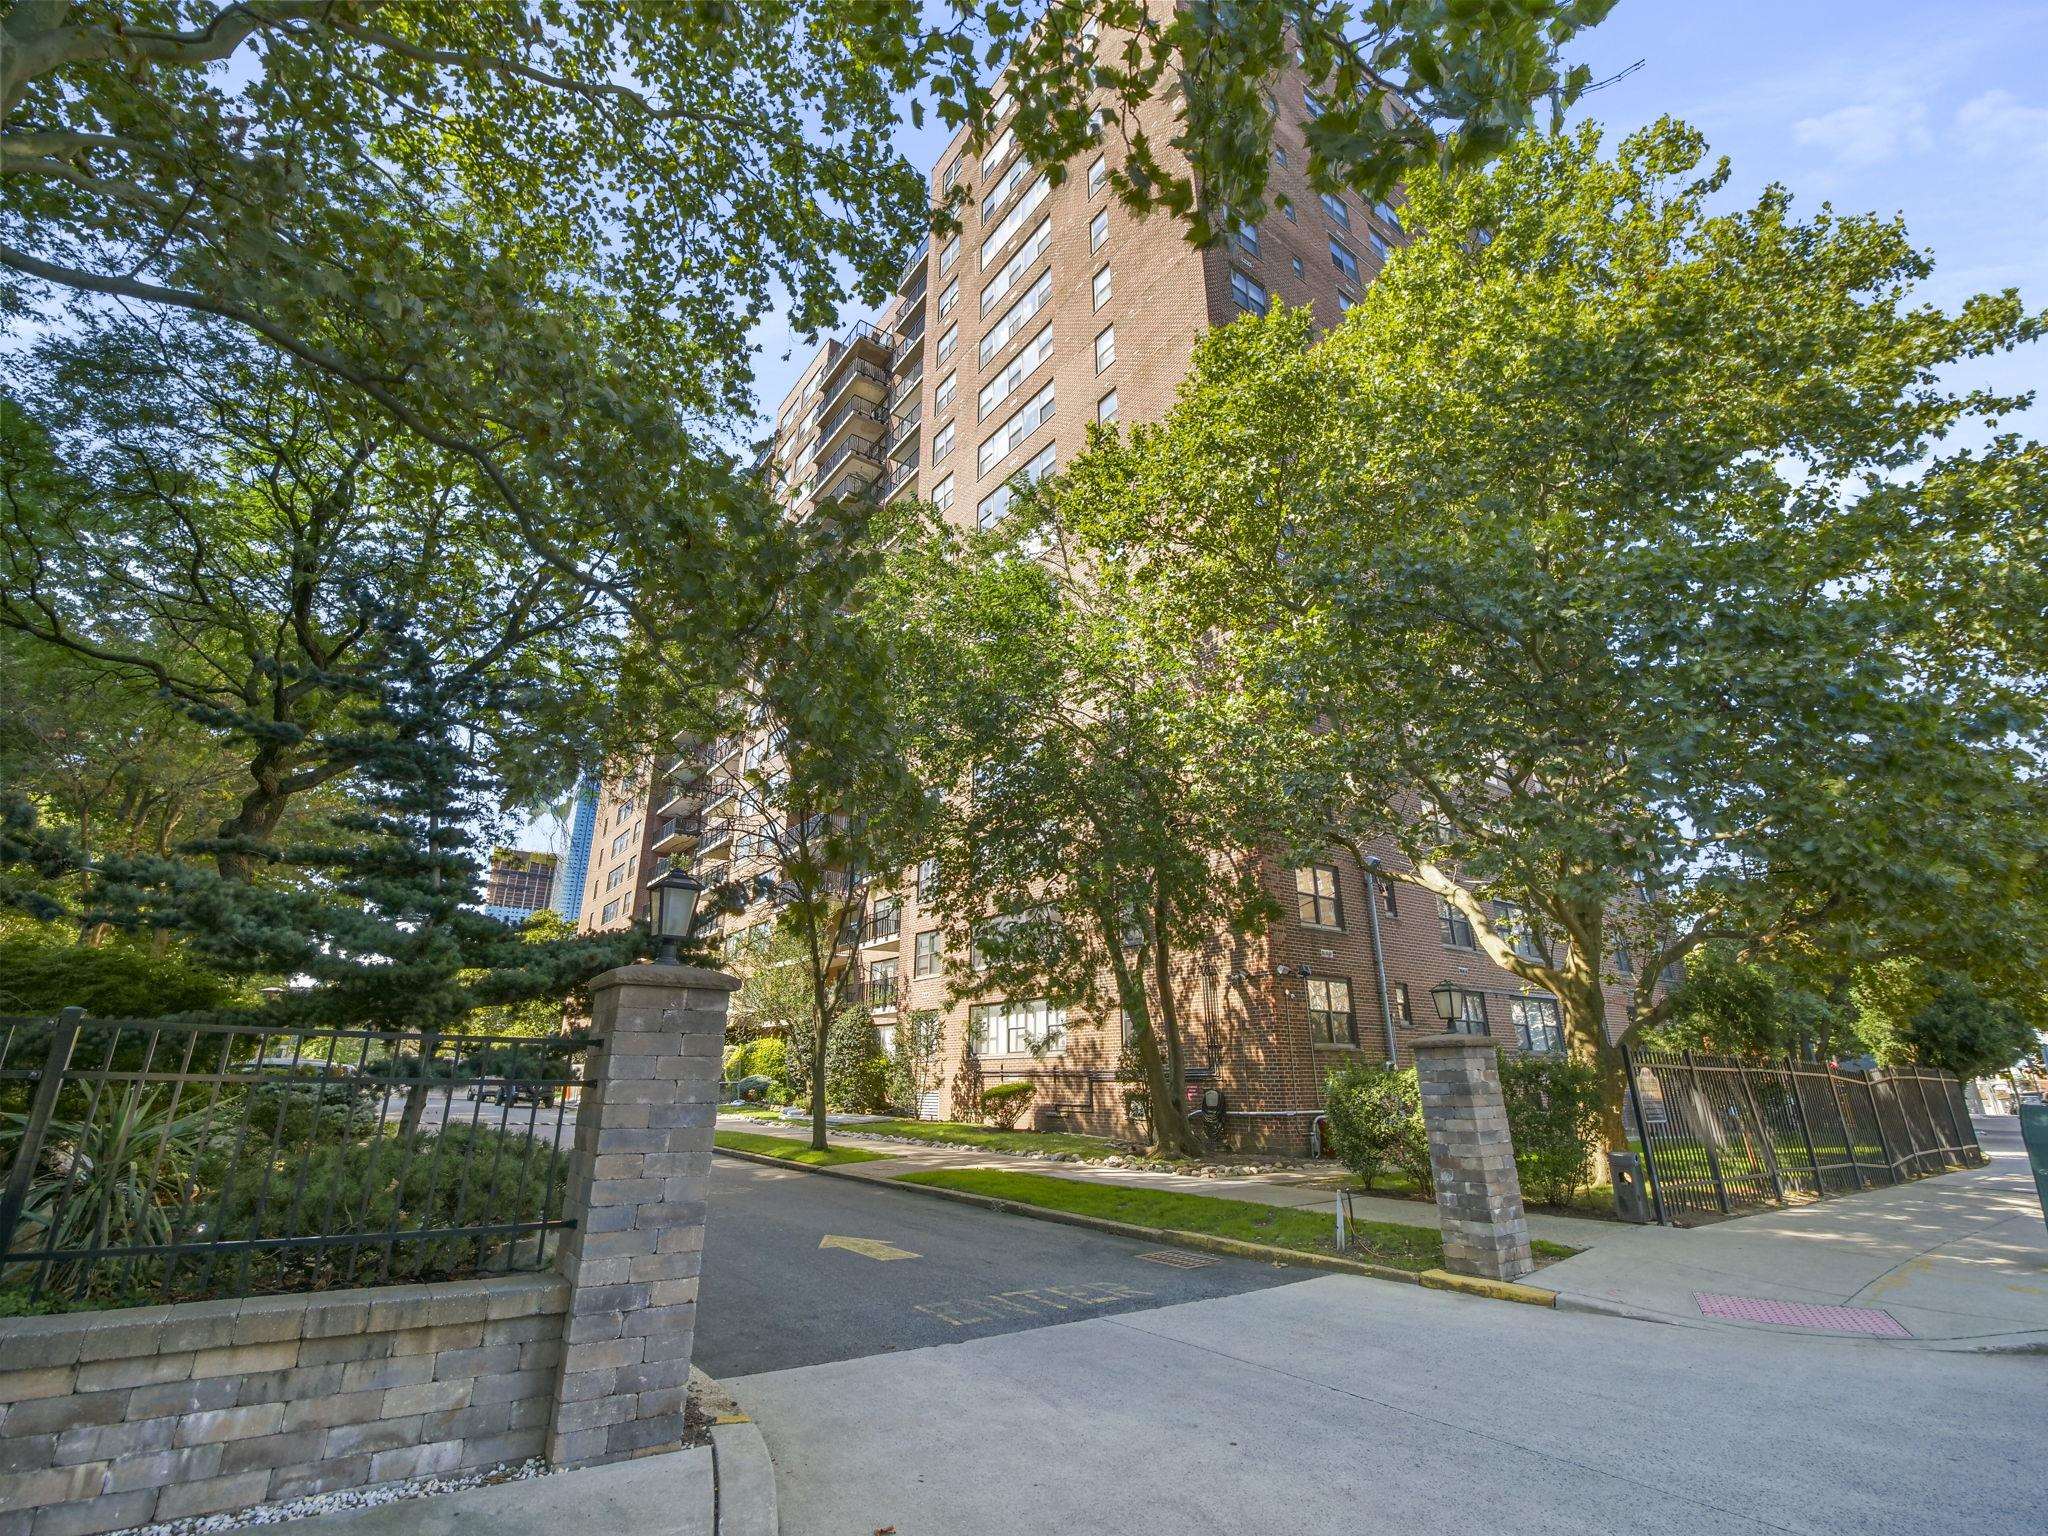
[1034,119,2048,1144]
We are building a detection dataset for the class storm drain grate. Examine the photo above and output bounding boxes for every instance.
[1694,1292,1912,1338]
[1136,1249,1221,1269]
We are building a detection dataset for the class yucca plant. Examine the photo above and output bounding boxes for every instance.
[1,1085,212,1287]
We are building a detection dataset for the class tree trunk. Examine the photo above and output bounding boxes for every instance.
[1150,907,1198,1159]
[800,902,836,1154]
[1103,923,1184,1159]
[398,1030,441,1142]
[1560,963,1629,1154]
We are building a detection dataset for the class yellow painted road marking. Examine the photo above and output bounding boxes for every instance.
[819,1234,920,1261]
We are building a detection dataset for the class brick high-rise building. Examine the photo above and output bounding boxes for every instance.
[611,32,1626,1150]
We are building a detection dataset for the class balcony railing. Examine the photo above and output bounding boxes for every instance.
[891,361,924,406]
[651,813,702,854]
[887,402,922,451]
[817,356,889,417]
[850,975,900,1013]
[816,434,883,483]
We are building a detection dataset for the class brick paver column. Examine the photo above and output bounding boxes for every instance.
[1413,1035,1534,1282]
[546,961,737,1467]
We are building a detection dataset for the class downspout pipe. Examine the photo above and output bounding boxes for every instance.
[1362,858,1399,1067]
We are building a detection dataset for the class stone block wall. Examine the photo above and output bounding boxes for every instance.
[0,1273,566,1536]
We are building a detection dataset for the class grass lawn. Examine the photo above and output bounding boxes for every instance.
[896,1167,1575,1270]
[1338,1168,1626,1223]
[717,1104,791,1121]
[829,1117,1128,1161]
[714,1129,894,1166]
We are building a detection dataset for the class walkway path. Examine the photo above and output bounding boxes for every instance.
[1541,1114,2048,1349]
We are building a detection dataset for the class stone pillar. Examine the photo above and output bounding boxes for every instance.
[1413,1035,1534,1282]
[546,962,737,1467]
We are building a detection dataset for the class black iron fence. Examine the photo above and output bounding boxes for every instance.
[1622,1044,1983,1225]
[0,1009,589,1307]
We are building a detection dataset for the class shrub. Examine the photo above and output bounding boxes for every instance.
[0,928,238,1017]
[1498,1052,1603,1207]
[980,1078,1036,1130]
[237,1077,382,1147]
[1322,1062,1429,1191]
[725,1036,788,1086]
[824,1008,889,1113]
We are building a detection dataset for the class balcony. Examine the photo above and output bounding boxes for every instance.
[850,975,900,1014]
[815,399,886,457]
[897,234,929,291]
[891,360,924,407]
[654,777,709,819]
[887,402,922,454]
[698,816,737,854]
[882,460,919,502]
[816,355,889,418]
[651,813,702,855]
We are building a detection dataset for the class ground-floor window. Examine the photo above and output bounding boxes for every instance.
[1509,995,1564,1054]
[970,997,1066,1056]
[1307,976,1356,1046]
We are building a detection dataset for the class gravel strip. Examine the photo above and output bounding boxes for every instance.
[111,1459,549,1536]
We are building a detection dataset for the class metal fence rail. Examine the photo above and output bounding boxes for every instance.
[1622,1045,1984,1225]
[0,1008,589,1305]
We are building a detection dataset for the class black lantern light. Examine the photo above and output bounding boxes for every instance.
[1430,980,1459,1029]
[646,868,704,964]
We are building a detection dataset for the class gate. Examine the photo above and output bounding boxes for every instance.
[1621,1044,1985,1225]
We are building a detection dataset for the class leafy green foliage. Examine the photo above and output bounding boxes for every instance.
[1321,1063,1429,1192]
[1893,971,2039,1080]
[1649,944,1849,1060]
[724,1037,789,1088]
[978,1078,1037,1131]
[824,1007,890,1115]
[1049,118,2048,1148]
[885,1009,946,1117]
[1497,1054,1604,1207]
[0,923,238,1016]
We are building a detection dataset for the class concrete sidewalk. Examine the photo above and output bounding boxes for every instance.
[1542,1114,2048,1349]
[715,1112,1617,1248]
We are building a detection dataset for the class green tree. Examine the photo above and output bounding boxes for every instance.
[1650,944,1850,1062]
[876,498,1285,1158]
[1041,121,2047,1151]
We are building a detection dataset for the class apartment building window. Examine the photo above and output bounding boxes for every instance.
[978,325,1054,422]
[1372,198,1403,232]
[1307,977,1357,1047]
[1392,981,1414,1024]
[981,143,1031,220]
[1493,900,1546,961]
[936,323,957,365]
[932,420,955,464]
[601,898,621,925]
[1094,324,1116,373]
[1615,945,1634,976]
[980,220,1051,316]
[913,929,942,979]
[1438,897,1477,950]
[978,381,1055,476]
[1097,389,1119,423]
[980,270,1052,366]
[1302,89,1323,119]
[980,124,1015,178]
[1510,995,1564,1055]
[1092,265,1112,310]
[1090,209,1109,251]
[942,153,963,189]
[930,473,955,513]
[866,895,901,944]
[935,372,957,413]
[1280,198,1296,222]
[938,233,960,276]
[1320,192,1350,229]
[606,864,627,892]
[980,174,1050,266]
[1291,256,1304,277]
[1230,269,1268,315]
[1379,879,1397,916]
[917,857,939,899]
[937,277,959,319]
[1295,864,1342,929]
[1087,156,1106,196]
[1329,237,1360,283]
[977,442,1055,529]
[1444,988,1490,1036]
[1274,143,1287,166]
[970,997,1065,1055]
[1232,219,1259,256]
[1367,227,1392,263]
[868,957,899,1012]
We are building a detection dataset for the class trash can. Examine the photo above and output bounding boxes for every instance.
[1608,1149,1652,1224]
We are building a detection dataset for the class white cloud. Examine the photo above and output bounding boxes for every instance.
[1955,89,2048,160]
[1791,100,1932,168]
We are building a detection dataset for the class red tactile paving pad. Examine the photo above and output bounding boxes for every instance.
[1693,1291,1912,1338]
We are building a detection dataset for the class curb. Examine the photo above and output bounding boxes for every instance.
[714,1143,1556,1302]
[709,1418,778,1536]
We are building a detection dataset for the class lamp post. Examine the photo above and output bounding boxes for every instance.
[1430,980,1459,1031]
[645,868,704,964]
